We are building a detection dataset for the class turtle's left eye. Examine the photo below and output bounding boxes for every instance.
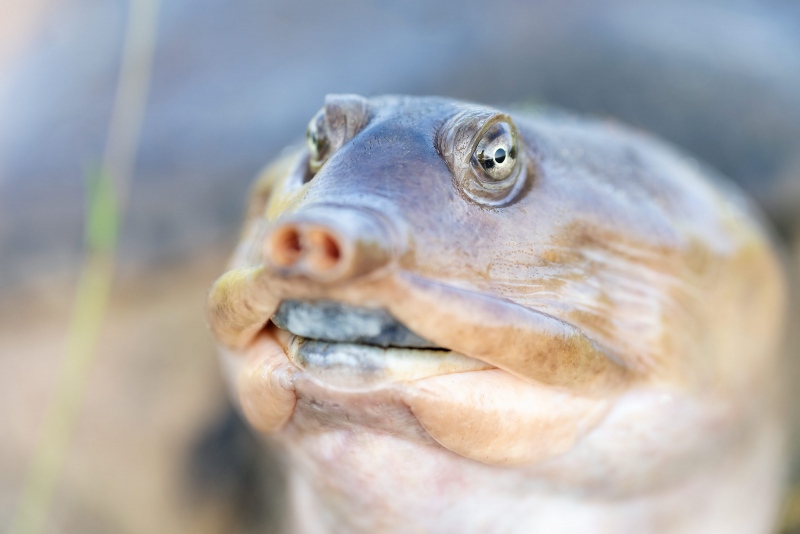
[306,109,330,173]
[472,122,518,183]
[438,110,527,206]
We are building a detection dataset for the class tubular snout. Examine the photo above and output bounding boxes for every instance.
[263,206,396,283]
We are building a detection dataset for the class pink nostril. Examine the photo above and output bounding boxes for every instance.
[267,225,303,267]
[264,208,390,282]
[307,228,342,271]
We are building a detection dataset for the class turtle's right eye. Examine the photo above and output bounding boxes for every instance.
[303,95,371,182]
[306,109,330,174]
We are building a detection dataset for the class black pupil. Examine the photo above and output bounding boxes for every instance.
[494,147,506,164]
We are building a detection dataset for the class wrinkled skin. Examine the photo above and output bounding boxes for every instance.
[207,95,787,533]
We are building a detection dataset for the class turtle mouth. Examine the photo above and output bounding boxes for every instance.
[271,299,442,349]
[267,299,493,387]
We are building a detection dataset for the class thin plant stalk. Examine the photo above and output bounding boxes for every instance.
[11,1,159,532]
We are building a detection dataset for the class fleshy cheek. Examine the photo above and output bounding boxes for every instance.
[220,332,298,434]
[400,369,611,465]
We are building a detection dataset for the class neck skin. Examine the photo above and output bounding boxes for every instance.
[273,394,784,534]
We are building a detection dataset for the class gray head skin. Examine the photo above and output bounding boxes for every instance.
[207,95,787,533]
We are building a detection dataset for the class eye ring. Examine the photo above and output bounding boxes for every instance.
[301,95,371,182]
[437,110,527,206]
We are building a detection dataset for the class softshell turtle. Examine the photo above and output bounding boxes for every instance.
[207,95,787,533]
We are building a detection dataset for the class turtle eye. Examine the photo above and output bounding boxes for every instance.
[472,121,518,183]
[306,109,330,173]
[437,110,527,207]
[302,95,370,183]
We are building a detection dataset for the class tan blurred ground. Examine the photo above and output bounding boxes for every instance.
[0,247,257,534]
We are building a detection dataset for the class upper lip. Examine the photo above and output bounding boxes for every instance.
[208,263,630,395]
[266,300,497,386]
[269,298,444,350]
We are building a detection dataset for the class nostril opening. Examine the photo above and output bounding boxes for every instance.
[268,226,303,267]
[307,229,341,271]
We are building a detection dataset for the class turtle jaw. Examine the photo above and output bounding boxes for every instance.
[233,322,609,467]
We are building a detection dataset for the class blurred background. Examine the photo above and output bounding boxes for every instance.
[1,0,799,532]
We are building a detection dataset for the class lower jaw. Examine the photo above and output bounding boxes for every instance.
[280,331,494,390]
[231,325,611,467]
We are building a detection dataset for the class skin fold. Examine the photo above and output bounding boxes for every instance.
[207,95,787,533]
